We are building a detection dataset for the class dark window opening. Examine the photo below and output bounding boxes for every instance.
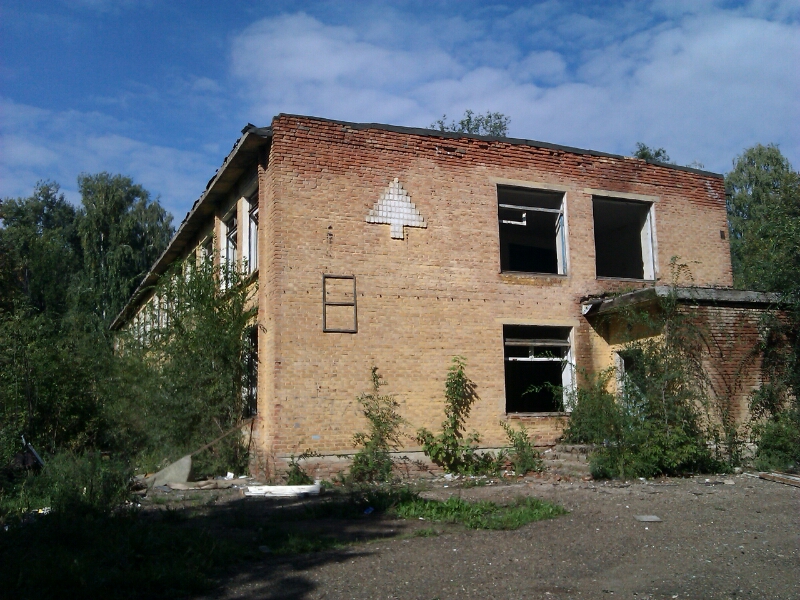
[498,187,566,275]
[593,198,654,279]
[504,325,573,413]
[244,326,258,417]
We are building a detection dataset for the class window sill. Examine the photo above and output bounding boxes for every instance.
[596,276,656,283]
[505,412,569,418]
[500,271,568,285]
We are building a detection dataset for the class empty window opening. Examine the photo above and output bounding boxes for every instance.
[504,325,574,413]
[225,214,238,267]
[322,274,357,333]
[248,198,258,273]
[498,187,566,275]
[243,326,258,417]
[616,348,644,401]
[593,198,654,279]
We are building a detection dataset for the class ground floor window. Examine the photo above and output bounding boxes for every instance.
[503,325,574,413]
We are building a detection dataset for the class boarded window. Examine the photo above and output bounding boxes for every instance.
[504,325,574,413]
[593,198,654,280]
[323,274,357,333]
[498,186,567,275]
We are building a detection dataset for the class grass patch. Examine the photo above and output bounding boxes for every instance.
[393,495,567,530]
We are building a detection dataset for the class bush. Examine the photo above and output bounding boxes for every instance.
[285,450,317,485]
[349,368,405,483]
[417,357,501,475]
[500,422,543,475]
[752,410,800,472]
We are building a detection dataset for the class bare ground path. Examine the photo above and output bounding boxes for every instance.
[205,475,799,600]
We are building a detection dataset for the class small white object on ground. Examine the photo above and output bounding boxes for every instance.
[634,515,662,522]
[225,472,234,480]
[245,483,321,497]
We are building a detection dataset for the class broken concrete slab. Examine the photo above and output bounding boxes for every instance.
[634,515,662,522]
[146,455,192,487]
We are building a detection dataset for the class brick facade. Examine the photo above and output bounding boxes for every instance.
[117,114,777,480]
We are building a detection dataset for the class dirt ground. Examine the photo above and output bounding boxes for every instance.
[191,473,799,600]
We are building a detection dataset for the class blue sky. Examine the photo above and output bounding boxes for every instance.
[1,1,798,220]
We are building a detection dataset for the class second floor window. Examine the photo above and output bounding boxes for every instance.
[498,186,567,275]
[248,200,258,273]
[225,214,238,267]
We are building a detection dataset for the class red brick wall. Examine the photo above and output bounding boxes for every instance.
[254,114,734,474]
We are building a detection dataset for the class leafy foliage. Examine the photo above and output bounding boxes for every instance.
[285,450,318,485]
[416,357,501,475]
[430,109,510,137]
[632,142,672,163]
[73,173,173,324]
[500,422,543,475]
[121,256,258,477]
[564,281,727,479]
[394,495,566,529]
[349,368,405,483]
[725,145,800,470]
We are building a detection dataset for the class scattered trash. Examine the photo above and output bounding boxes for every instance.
[363,506,374,515]
[146,455,193,488]
[168,480,238,490]
[634,515,662,522]
[245,483,321,497]
[224,472,234,480]
[723,479,735,485]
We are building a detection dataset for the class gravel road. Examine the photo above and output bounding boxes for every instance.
[206,474,799,600]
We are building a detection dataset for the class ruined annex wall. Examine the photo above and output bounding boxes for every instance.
[258,115,733,463]
[686,303,772,427]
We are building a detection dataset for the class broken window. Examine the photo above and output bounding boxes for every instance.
[247,198,258,274]
[498,186,567,275]
[504,325,574,413]
[593,198,655,280]
[616,347,644,402]
[200,236,213,263]
[322,274,357,333]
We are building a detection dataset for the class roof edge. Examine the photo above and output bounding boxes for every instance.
[273,113,723,179]
[110,126,272,330]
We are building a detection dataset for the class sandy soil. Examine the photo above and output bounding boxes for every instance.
[197,474,798,600]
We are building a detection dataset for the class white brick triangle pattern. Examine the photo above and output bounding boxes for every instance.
[366,178,427,239]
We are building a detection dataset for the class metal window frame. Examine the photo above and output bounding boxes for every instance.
[322,274,357,333]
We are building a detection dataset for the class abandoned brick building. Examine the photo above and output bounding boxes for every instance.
[112,114,779,476]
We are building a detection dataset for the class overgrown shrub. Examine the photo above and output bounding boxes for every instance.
[752,410,800,472]
[349,368,405,482]
[564,280,727,479]
[285,450,318,485]
[417,357,501,475]
[500,422,543,475]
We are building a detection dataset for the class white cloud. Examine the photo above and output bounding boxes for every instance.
[0,98,215,217]
[229,4,799,173]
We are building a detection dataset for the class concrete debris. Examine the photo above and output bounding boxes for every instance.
[245,483,321,497]
[634,515,662,522]
[146,455,192,487]
[758,472,800,488]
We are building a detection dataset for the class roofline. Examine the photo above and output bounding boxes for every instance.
[274,113,723,179]
[110,124,272,330]
[581,286,784,317]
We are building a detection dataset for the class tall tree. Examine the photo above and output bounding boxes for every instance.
[431,110,510,137]
[0,181,81,315]
[73,173,174,323]
[726,144,800,294]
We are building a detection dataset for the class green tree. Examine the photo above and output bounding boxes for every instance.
[73,173,173,323]
[725,144,800,293]
[632,143,672,163]
[0,181,81,315]
[431,110,510,137]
